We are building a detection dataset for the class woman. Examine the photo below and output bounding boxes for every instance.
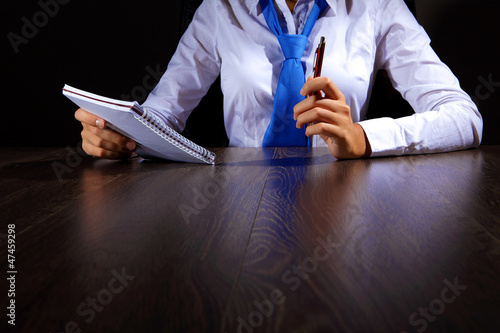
[75,0,482,160]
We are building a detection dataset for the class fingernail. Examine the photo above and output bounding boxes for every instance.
[95,119,105,128]
[126,141,136,151]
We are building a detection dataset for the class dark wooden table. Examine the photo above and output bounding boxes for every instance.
[1,146,499,333]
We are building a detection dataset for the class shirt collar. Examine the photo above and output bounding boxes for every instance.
[248,0,337,16]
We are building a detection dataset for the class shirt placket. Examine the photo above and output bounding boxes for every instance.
[293,0,310,34]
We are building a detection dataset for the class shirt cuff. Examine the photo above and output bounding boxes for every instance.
[357,117,406,157]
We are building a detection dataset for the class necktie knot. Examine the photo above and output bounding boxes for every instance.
[278,34,308,60]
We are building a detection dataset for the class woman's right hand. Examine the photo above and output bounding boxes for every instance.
[74,108,137,159]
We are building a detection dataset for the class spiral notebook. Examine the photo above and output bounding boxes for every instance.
[62,84,215,164]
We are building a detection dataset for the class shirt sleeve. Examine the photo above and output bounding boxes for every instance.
[358,0,483,156]
[141,0,221,132]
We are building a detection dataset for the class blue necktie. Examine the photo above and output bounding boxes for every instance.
[260,0,328,147]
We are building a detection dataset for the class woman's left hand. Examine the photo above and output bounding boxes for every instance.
[294,77,371,159]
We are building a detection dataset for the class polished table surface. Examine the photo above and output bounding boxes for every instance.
[1,146,499,333]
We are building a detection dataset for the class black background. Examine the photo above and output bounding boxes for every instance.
[2,0,499,148]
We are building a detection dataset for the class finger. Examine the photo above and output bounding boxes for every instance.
[294,96,338,118]
[81,140,135,160]
[82,124,137,153]
[75,108,106,129]
[81,130,136,159]
[296,108,350,128]
[294,99,350,128]
[300,77,345,102]
[305,121,345,140]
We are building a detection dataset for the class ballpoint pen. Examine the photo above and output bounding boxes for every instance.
[310,36,326,97]
[307,36,326,146]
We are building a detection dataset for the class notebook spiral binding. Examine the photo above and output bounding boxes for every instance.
[134,109,215,164]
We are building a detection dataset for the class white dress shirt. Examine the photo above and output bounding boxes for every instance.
[142,0,483,156]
